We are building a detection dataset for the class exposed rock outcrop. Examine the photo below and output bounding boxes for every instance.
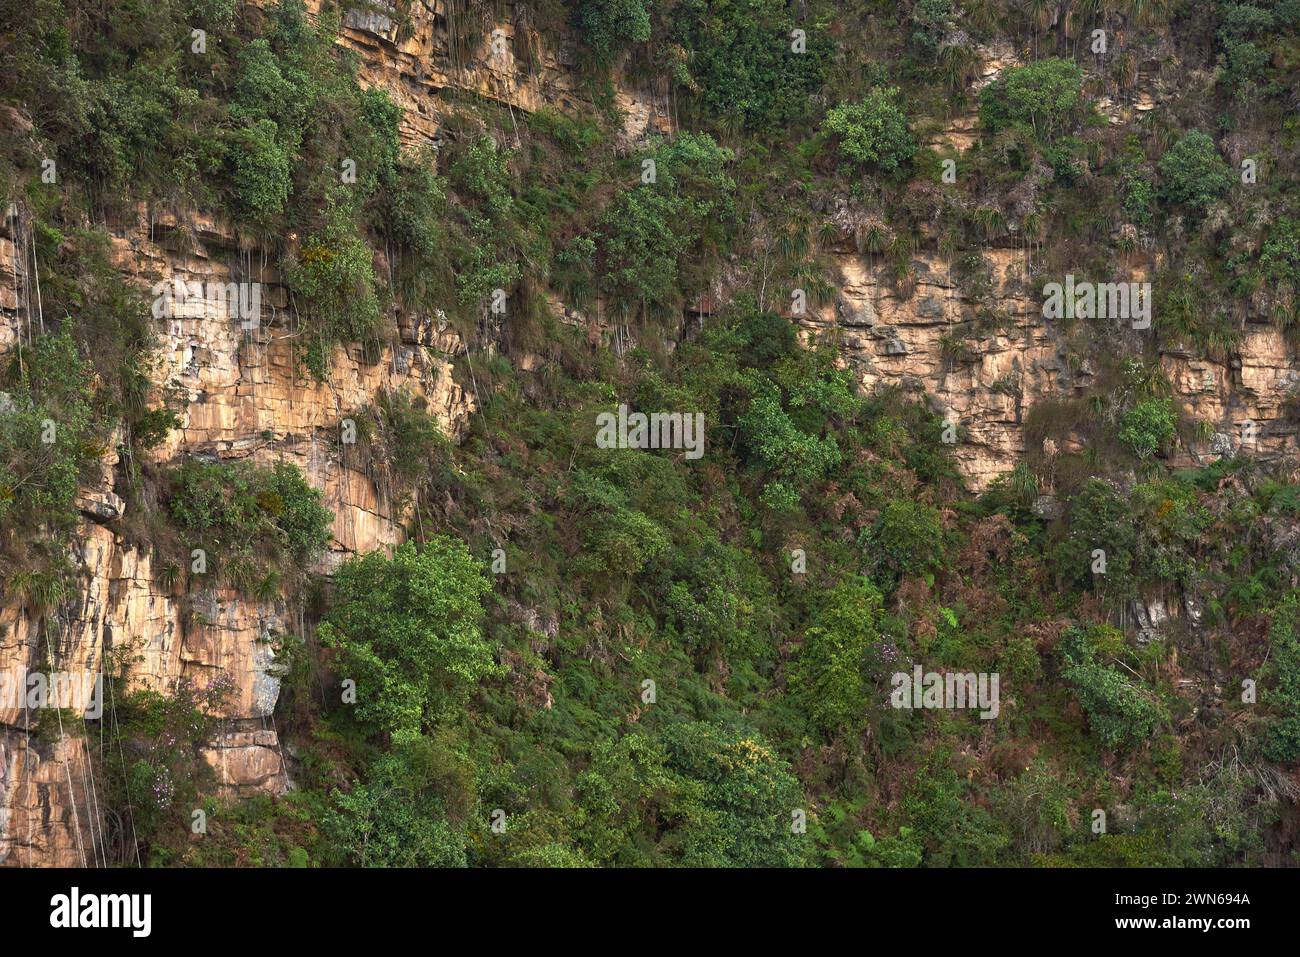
[809,250,1061,489]
[803,248,1300,489]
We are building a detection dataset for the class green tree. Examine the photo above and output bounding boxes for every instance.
[863,498,945,580]
[0,332,98,530]
[227,118,292,226]
[671,0,829,131]
[1216,2,1276,90]
[574,733,678,865]
[1259,217,1300,293]
[323,745,469,866]
[569,468,671,577]
[598,133,735,313]
[574,721,806,866]
[448,136,524,307]
[1060,628,1169,750]
[738,378,841,509]
[1261,592,1300,762]
[822,88,917,176]
[230,38,300,130]
[1118,398,1177,460]
[319,538,498,743]
[1158,131,1233,216]
[574,0,651,62]
[1055,478,1137,598]
[979,57,1084,141]
[910,0,954,54]
[788,578,885,737]
[662,721,808,867]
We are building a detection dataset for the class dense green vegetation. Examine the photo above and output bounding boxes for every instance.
[1,0,1298,869]
[164,458,333,596]
[822,89,918,177]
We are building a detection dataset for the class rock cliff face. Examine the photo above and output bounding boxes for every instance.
[1163,325,1300,470]
[0,0,644,867]
[0,196,473,863]
[0,0,511,862]
[0,730,97,867]
[2,6,1298,865]
[806,248,1057,490]
[806,244,1299,489]
[325,0,671,149]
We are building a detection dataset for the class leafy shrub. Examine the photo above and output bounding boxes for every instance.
[350,389,448,502]
[227,118,293,226]
[1044,135,1087,183]
[451,135,516,220]
[569,468,671,577]
[384,148,446,260]
[822,89,917,177]
[447,136,525,308]
[863,499,946,580]
[899,749,1009,865]
[573,733,676,866]
[738,379,841,509]
[910,0,954,54]
[166,458,332,593]
[109,675,235,850]
[0,333,98,532]
[661,721,808,867]
[1259,217,1300,295]
[574,721,805,866]
[230,38,301,131]
[1119,138,1156,228]
[1130,479,1210,588]
[573,0,651,62]
[734,307,799,368]
[285,197,384,378]
[992,761,1073,858]
[1157,131,1233,216]
[1261,592,1300,762]
[324,745,469,866]
[1061,628,1169,749]
[1216,2,1278,90]
[979,58,1084,141]
[788,578,885,737]
[598,133,735,314]
[735,346,856,507]
[319,538,498,743]
[671,0,829,131]
[1118,398,1177,460]
[1055,478,1137,598]
[859,827,925,867]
